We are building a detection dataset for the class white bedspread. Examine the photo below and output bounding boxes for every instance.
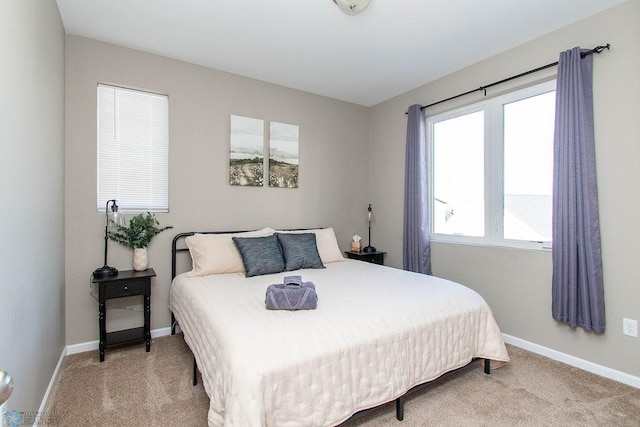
[169,260,509,426]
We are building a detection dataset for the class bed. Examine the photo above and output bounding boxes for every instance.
[169,227,509,426]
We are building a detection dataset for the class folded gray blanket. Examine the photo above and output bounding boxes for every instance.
[266,276,317,311]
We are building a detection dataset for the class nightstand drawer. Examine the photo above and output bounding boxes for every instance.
[104,279,146,299]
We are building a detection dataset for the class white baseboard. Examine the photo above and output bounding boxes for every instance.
[34,347,66,426]
[65,339,98,356]
[66,327,173,356]
[502,333,640,389]
[151,327,172,338]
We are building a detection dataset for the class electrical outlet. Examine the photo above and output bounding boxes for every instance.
[623,318,638,337]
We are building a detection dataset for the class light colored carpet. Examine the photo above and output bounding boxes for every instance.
[46,334,640,426]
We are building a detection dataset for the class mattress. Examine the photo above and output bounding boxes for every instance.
[169,259,509,426]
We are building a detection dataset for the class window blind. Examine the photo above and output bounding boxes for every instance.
[97,84,169,213]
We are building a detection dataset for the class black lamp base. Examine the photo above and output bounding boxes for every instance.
[362,245,377,253]
[93,265,119,279]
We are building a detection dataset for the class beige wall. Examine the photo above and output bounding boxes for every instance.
[64,35,370,345]
[369,0,640,378]
[0,0,66,412]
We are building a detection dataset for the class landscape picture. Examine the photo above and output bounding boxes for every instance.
[269,121,299,188]
[229,115,264,186]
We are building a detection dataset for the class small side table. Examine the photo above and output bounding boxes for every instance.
[344,251,386,265]
[91,269,156,362]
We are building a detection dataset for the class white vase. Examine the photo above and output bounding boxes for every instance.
[133,247,149,271]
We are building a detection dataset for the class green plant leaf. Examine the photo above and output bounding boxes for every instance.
[107,212,172,249]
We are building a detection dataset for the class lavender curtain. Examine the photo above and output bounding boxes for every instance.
[403,104,432,275]
[552,47,605,333]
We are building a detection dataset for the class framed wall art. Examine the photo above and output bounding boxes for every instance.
[229,115,264,186]
[268,121,299,188]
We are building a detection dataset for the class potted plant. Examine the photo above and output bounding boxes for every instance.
[108,212,172,271]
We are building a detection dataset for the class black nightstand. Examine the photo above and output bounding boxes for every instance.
[344,251,386,265]
[92,269,156,362]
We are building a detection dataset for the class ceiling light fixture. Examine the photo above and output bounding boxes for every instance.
[332,0,371,15]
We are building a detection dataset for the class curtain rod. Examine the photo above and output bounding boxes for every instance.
[405,43,610,114]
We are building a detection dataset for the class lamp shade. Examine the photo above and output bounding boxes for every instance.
[108,209,126,227]
[332,0,371,15]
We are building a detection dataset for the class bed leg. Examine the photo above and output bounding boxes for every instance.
[484,358,491,375]
[193,356,198,386]
[395,396,404,421]
[171,313,176,335]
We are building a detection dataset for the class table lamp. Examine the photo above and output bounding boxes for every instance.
[362,203,377,253]
[93,199,126,278]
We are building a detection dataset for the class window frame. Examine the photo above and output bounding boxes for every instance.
[97,83,170,214]
[426,79,556,250]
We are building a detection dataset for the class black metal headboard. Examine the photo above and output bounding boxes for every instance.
[171,228,320,280]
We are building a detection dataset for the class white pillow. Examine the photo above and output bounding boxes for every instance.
[277,227,344,264]
[186,227,275,276]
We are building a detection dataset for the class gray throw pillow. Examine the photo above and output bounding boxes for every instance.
[232,235,285,277]
[276,233,325,271]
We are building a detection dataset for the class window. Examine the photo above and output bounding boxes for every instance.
[97,84,169,213]
[427,80,555,249]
